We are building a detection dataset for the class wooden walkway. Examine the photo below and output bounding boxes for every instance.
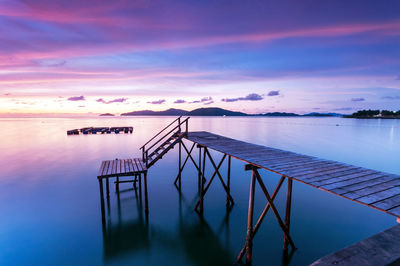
[311,224,400,265]
[185,131,400,218]
[98,158,147,178]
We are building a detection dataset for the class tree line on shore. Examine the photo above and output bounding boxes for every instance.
[345,109,400,118]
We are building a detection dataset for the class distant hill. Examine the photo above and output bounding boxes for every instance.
[187,107,248,116]
[121,108,187,116]
[99,113,115,116]
[263,112,299,117]
[303,112,343,117]
[120,107,345,117]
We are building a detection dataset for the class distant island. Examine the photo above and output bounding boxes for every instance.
[121,107,343,117]
[344,109,400,119]
[99,113,115,116]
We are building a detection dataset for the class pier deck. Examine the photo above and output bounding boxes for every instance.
[185,131,400,218]
[311,224,400,265]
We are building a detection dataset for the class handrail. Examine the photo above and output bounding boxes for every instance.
[141,116,189,165]
[146,117,189,152]
[140,116,182,149]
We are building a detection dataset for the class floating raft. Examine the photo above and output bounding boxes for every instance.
[67,127,133,135]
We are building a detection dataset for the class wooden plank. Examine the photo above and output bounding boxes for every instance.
[290,164,350,179]
[137,158,144,172]
[331,175,397,195]
[98,161,106,177]
[311,225,400,265]
[312,170,379,188]
[357,187,400,205]
[134,159,140,172]
[319,173,386,190]
[372,194,400,210]
[389,206,400,217]
[111,160,116,175]
[343,178,400,200]
[275,161,338,174]
[106,160,113,176]
[304,168,364,183]
[103,161,111,176]
[127,159,133,173]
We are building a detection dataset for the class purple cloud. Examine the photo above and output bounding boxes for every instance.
[204,100,214,105]
[351,98,365,102]
[147,99,166,104]
[382,96,400,100]
[174,99,186,104]
[3,93,11,96]
[267,90,280,96]
[189,96,213,104]
[68,96,85,101]
[334,107,353,111]
[222,93,263,102]
[97,97,127,104]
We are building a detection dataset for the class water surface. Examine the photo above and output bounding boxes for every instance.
[0,117,399,265]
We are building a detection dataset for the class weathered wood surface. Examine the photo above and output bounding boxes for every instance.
[311,224,400,266]
[97,158,147,178]
[185,131,400,218]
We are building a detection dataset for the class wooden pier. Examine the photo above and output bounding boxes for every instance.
[311,224,400,265]
[96,117,400,265]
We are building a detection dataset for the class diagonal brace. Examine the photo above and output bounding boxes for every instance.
[174,142,198,185]
[236,175,286,261]
[194,153,227,210]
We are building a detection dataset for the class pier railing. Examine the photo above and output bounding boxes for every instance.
[140,116,189,166]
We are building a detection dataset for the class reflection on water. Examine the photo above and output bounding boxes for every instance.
[0,117,399,265]
[102,185,233,266]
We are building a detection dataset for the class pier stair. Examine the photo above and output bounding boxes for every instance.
[140,116,189,168]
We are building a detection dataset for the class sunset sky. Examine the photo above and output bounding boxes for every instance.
[0,0,399,115]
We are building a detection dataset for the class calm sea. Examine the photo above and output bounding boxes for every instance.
[0,116,399,265]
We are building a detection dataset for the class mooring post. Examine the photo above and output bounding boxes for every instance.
[284,177,293,252]
[227,155,231,207]
[98,178,106,225]
[143,171,149,215]
[245,168,257,265]
[178,140,182,190]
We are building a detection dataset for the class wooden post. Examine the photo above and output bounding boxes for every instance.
[198,146,202,191]
[245,169,257,265]
[139,173,142,198]
[284,177,293,252]
[178,141,182,190]
[106,177,110,196]
[143,171,149,215]
[98,178,106,225]
[227,155,231,207]
[200,147,206,216]
[116,176,120,191]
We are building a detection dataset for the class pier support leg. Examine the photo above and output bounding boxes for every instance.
[237,167,296,264]
[143,171,149,215]
[98,178,106,225]
[198,146,202,191]
[227,155,231,208]
[174,142,199,188]
[199,147,206,216]
[116,176,119,192]
[178,141,182,190]
[284,177,293,253]
[106,177,110,196]
[245,169,256,265]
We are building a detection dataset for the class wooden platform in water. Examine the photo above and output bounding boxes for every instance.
[185,131,400,218]
[311,224,400,265]
[98,158,147,178]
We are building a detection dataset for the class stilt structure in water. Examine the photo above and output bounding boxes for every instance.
[97,116,400,265]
